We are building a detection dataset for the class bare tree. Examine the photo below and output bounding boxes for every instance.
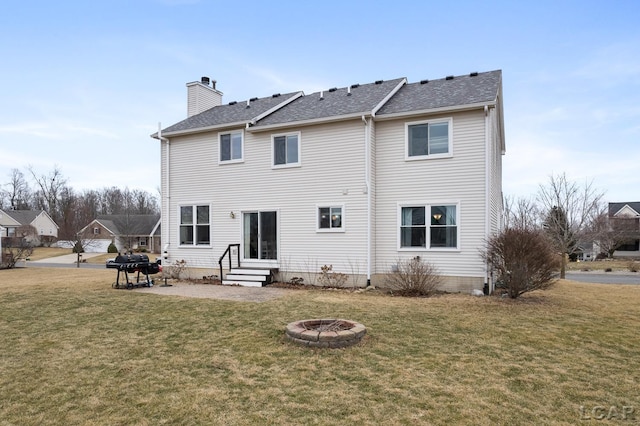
[588,205,639,258]
[28,165,68,223]
[4,168,32,210]
[503,195,540,230]
[537,173,604,278]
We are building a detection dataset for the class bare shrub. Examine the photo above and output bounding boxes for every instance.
[318,264,348,288]
[1,237,34,269]
[483,227,559,299]
[386,257,441,297]
[168,259,187,279]
[627,261,639,273]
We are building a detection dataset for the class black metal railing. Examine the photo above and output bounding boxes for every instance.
[218,243,240,282]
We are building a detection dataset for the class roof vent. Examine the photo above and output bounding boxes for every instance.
[320,91,324,100]
[420,79,429,84]
[250,97,259,102]
[350,83,360,89]
[375,80,383,84]
[445,75,454,80]
[229,101,237,105]
[328,87,337,92]
[470,71,478,77]
[272,93,281,98]
[347,86,352,96]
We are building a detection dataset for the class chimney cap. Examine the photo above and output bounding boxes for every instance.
[201,76,210,86]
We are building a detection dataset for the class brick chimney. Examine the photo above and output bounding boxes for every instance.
[186,76,223,117]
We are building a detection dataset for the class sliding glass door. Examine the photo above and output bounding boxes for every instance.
[243,211,277,260]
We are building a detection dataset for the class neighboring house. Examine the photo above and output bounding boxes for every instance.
[0,209,59,245]
[153,71,505,292]
[608,202,640,258]
[79,214,161,253]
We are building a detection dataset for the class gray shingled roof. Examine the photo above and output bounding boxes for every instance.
[252,78,406,128]
[97,214,160,236]
[376,70,502,116]
[161,92,301,135]
[160,71,502,134]
[609,202,640,216]
[3,210,40,225]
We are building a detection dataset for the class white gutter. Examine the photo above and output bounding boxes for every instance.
[362,115,372,287]
[374,101,497,121]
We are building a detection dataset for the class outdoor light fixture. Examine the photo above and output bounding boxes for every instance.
[229,211,235,219]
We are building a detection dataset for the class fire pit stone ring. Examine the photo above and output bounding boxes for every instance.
[285,318,366,348]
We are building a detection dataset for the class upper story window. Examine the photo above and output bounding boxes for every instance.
[180,205,211,246]
[317,205,344,232]
[273,132,300,168]
[93,227,100,235]
[399,203,458,249]
[406,118,452,160]
[219,130,243,163]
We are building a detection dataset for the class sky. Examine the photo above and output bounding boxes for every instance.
[0,0,638,203]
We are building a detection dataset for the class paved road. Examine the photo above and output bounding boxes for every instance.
[565,272,640,285]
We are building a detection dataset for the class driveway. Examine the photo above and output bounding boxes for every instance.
[26,253,106,269]
[565,272,640,285]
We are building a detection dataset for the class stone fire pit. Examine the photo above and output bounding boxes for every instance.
[285,318,366,348]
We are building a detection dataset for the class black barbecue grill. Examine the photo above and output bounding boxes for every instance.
[106,253,161,289]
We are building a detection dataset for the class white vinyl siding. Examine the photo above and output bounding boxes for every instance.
[162,120,368,272]
[376,110,487,278]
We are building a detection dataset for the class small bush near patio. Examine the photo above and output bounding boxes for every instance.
[386,256,441,296]
[484,227,559,298]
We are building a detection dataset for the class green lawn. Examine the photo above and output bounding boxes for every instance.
[1,268,639,425]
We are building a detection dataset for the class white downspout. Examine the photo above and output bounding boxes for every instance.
[483,105,491,294]
[158,123,170,261]
[362,115,371,287]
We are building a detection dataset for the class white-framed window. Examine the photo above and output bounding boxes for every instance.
[272,132,300,168]
[179,204,211,246]
[398,203,458,250]
[317,205,344,232]
[405,118,452,160]
[219,130,243,163]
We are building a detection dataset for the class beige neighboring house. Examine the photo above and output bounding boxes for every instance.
[608,202,640,258]
[0,209,59,245]
[153,70,505,292]
[79,214,161,253]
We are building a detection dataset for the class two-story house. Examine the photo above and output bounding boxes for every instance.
[0,209,59,245]
[153,71,505,293]
[608,202,640,257]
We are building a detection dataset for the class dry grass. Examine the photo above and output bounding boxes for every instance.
[566,259,640,272]
[27,247,73,260]
[1,268,639,425]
